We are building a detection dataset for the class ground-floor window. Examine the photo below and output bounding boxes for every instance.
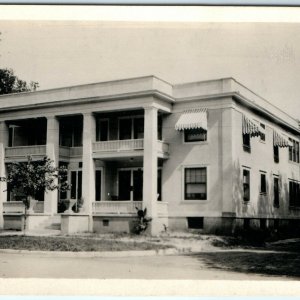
[187,217,204,229]
[289,180,300,208]
[273,177,279,207]
[243,169,250,202]
[184,167,207,200]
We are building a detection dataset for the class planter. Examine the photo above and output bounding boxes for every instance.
[27,197,38,214]
[63,199,77,214]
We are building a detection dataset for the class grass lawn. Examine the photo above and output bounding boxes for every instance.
[0,235,173,252]
[194,251,300,278]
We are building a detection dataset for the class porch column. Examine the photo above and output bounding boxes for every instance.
[82,113,95,221]
[143,106,160,235]
[0,121,8,228]
[44,116,59,215]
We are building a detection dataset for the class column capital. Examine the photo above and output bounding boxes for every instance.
[143,105,158,112]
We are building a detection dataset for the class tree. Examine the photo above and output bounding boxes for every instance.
[0,156,69,206]
[0,68,39,95]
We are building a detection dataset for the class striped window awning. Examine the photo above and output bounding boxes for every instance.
[242,114,261,137]
[273,131,291,148]
[175,108,207,131]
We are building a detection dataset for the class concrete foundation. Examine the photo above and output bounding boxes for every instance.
[3,214,25,231]
[61,214,90,234]
[93,215,137,233]
[25,214,52,231]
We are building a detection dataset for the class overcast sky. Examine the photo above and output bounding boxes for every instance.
[1,20,300,120]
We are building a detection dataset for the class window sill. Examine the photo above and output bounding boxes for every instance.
[260,192,267,196]
[243,145,251,153]
[183,141,208,146]
[181,200,208,203]
[243,201,250,205]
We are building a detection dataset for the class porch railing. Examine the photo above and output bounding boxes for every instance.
[5,145,47,158]
[93,201,143,215]
[92,201,168,216]
[157,201,168,217]
[93,139,144,152]
[3,201,25,214]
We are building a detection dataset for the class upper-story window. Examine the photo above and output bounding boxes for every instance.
[273,130,290,163]
[119,117,144,140]
[260,172,267,194]
[242,114,260,153]
[273,145,279,163]
[184,128,207,143]
[59,116,83,147]
[289,138,299,163]
[175,108,208,143]
[96,119,109,141]
[260,123,266,142]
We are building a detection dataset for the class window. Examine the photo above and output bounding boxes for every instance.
[187,217,204,229]
[102,220,109,227]
[96,119,108,141]
[243,133,251,152]
[260,123,266,142]
[184,128,207,142]
[119,117,145,140]
[243,169,250,201]
[184,167,207,200]
[273,177,279,207]
[133,118,144,139]
[119,118,132,140]
[260,173,267,194]
[59,162,68,200]
[273,145,279,163]
[289,180,300,208]
[289,138,299,163]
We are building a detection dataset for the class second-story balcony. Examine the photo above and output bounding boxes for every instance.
[92,139,169,159]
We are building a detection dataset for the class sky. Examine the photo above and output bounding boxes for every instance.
[0,15,300,120]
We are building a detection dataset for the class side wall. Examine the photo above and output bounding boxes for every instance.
[162,98,234,232]
[232,103,300,220]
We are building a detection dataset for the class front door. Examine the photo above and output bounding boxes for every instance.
[118,170,131,200]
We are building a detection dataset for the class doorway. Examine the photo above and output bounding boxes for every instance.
[118,168,143,201]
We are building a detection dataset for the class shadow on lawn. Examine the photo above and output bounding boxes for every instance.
[192,251,300,278]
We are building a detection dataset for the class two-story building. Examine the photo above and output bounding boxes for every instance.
[0,76,299,235]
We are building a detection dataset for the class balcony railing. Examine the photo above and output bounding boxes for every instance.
[93,201,143,215]
[59,146,83,158]
[5,145,47,159]
[93,139,144,152]
[93,139,169,157]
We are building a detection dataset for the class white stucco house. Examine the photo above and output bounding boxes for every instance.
[0,75,299,235]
